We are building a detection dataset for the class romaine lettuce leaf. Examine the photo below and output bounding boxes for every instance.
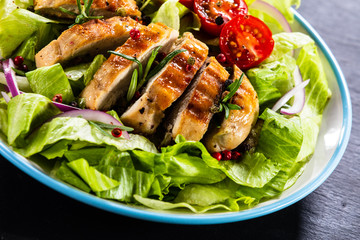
[26,63,75,104]
[67,158,119,192]
[151,0,188,31]
[55,161,91,193]
[7,93,61,147]
[0,9,56,59]
[64,148,107,165]
[19,117,158,157]
[0,73,32,92]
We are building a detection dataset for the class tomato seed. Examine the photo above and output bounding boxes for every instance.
[111,128,122,138]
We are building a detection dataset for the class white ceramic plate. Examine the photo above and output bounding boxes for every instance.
[0,10,352,224]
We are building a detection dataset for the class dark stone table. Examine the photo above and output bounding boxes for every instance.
[1,0,359,239]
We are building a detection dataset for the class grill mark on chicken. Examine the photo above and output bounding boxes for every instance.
[35,17,140,68]
[203,65,259,153]
[120,32,208,135]
[81,23,179,110]
[34,0,141,19]
[162,57,229,144]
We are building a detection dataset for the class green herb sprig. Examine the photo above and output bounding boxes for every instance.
[213,73,244,119]
[88,120,133,139]
[108,48,186,101]
[60,0,103,28]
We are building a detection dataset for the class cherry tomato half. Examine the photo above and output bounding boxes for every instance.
[219,15,274,69]
[179,0,194,10]
[194,0,248,36]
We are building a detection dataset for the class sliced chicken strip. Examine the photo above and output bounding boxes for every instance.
[34,0,141,19]
[81,23,179,110]
[120,32,209,135]
[35,17,141,68]
[204,65,259,153]
[162,57,229,145]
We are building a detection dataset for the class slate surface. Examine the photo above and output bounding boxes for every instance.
[0,0,359,239]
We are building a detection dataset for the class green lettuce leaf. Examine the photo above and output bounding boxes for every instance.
[0,73,32,92]
[67,158,119,192]
[151,0,189,31]
[7,93,61,147]
[55,161,91,193]
[26,63,75,104]
[64,147,106,165]
[0,9,56,59]
[266,32,314,63]
[0,97,8,136]
[19,117,158,157]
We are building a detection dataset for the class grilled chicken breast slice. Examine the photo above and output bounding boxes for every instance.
[162,57,229,145]
[120,32,209,135]
[204,65,259,153]
[34,0,141,19]
[35,17,140,68]
[80,23,179,110]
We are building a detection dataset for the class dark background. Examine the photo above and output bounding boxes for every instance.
[1,0,359,239]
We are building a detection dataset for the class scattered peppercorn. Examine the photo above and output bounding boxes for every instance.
[70,101,78,107]
[20,64,28,72]
[52,94,63,103]
[134,91,141,100]
[231,151,241,160]
[14,56,24,66]
[216,53,227,63]
[211,152,222,161]
[185,64,192,71]
[222,150,232,160]
[142,15,151,26]
[130,28,140,40]
[111,128,122,138]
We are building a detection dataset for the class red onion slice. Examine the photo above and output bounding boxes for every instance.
[272,78,310,114]
[54,109,130,139]
[250,0,292,33]
[2,59,21,97]
[52,102,81,112]
[1,91,10,103]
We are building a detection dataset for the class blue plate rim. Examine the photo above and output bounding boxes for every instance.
[0,10,352,225]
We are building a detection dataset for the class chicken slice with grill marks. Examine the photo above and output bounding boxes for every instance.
[35,17,141,68]
[204,65,259,153]
[34,0,141,19]
[80,22,179,110]
[120,32,209,135]
[161,57,230,145]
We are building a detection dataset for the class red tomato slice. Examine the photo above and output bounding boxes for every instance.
[194,0,248,36]
[219,15,274,69]
[179,0,194,10]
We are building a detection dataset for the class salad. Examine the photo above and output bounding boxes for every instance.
[0,0,331,213]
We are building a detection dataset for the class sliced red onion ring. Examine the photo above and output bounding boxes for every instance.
[2,59,21,97]
[250,0,292,33]
[272,78,310,115]
[52,102,81,112]
[1,91,10,103]
[54,109,130,139]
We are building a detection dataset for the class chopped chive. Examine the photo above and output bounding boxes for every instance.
[127,69,138,102]
[11,67,26,76]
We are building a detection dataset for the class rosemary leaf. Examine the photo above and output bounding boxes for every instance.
[127,69,138,102]
[226,103,242,110]
[59,7,78,16]
[137,46,162,90]
[223,104,230,119]
[88,120,118,139]
[108,50,143,79]
[146,49,187,81]
[11,67,26,76]
[222,73,244,103]
[91,122,134,132]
